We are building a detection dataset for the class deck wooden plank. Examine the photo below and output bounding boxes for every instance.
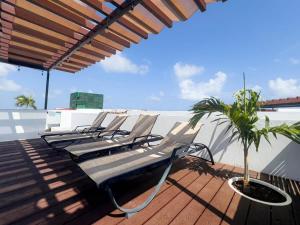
[285,178,300,225]
[219,169,259,225]
[69,158,201,225]
[194,167,242,225]
[99,164,196,225]
[268,175,295,225]
[133,171,203,225]
[119,162,224,225]
[166,165,233,225]
[0,139,299,225]
[0,168,85,208]
[219,168,249,225]
[41,160,199,225]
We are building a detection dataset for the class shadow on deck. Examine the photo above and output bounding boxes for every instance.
[0,139,299,225]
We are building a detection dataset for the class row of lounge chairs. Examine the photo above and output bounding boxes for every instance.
[40,112,214,217]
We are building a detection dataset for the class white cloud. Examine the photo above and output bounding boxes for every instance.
[0,78,22,92]
[173,62,227,100]
[174,62,204,79]
[149,91,165,102]
[0,63,22,92]
[178,71,227,100]
[269,77,300,97]
[99,52,149,75]
[0,63,16,77]
[251,85,262,92]
[289,57,300,65]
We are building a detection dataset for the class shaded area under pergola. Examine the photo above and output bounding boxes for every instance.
[0,0,226,109]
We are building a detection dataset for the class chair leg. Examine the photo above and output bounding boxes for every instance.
[105,160,174,218]
[193,143,215,165]
[202,144,215,165]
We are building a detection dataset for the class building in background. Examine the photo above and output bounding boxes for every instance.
[70,92,104,109]
[260,97,300,112]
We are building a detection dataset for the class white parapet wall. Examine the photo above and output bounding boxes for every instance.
[0,109,47,142]
[1,108,300,181]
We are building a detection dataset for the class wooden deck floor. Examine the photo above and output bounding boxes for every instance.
[0,139,299,225]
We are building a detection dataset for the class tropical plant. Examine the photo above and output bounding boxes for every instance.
[189,76,300,190]
[15,95,37,110]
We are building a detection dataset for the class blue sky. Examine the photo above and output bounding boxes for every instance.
[1,0,300,110]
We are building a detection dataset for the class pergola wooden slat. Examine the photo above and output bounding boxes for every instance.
[0,0,227,109]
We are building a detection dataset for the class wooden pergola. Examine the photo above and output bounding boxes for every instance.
[0,0,227,109]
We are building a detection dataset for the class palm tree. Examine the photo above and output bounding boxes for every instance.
[189,76,300,190]
[15,95,37,110]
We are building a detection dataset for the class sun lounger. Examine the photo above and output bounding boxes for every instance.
[78,121,214,217]
[65,114,162,161]
[41,115,128,147]
[40,111,108,137]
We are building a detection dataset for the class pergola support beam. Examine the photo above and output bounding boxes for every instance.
[44,70,50,110]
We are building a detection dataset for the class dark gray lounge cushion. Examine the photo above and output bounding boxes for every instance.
[78,121,203,186]
[65,114,159,157]
[44,115,127,144]
[40,111,108,136]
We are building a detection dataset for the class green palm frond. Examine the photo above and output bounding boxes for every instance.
[15,95,37,110]
[189,89,300,150]
[189,97,230,128]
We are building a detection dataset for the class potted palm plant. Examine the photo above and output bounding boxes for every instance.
[189,77,300,206]
[15,95,37,110]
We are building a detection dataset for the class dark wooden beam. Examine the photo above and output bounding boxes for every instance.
[141,1,173,28]
[0,57,46,70]
[49,0,144,70]
[194,0,206,12]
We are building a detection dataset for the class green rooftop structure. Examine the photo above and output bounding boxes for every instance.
[70,92,103,109]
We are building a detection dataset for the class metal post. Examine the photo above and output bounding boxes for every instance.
[44,70,50,110]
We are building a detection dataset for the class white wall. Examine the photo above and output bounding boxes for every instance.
[0,110,47,141]
[1,109,300,181]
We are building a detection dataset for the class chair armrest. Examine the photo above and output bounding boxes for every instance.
[98,129,130,138]
[82,126,105,133]
[73,125,91,131]
[187,143,214,165]
[145,134,164,143]
[132,134,164,145]
[190,143,209,152]
[114,129,130,136]
[131,134,150,145]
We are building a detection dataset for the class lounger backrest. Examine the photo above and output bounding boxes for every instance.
[158,122,203,154]
[128,114,159,138]
[91,112,108,128]
[104,115,128,132]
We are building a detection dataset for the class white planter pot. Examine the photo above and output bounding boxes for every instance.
[228,177,292,206]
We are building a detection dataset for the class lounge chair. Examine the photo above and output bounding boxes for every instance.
[77,121,214,217]
[40,111,108,137]
[41,115,128,147]
[65,114,162,161]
